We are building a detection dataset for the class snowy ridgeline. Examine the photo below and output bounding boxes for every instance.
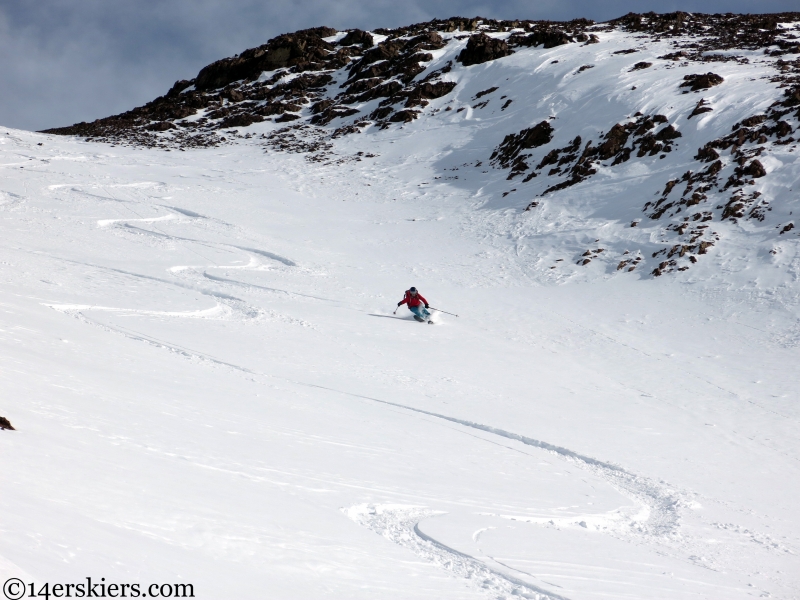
[43,13,800,283]
[0,11,799,600]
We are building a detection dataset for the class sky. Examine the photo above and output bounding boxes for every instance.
[1,0,798,132]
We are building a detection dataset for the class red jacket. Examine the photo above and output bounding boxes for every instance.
[399,290,428,308]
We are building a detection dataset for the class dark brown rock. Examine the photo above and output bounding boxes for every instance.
[166,80,194,98]
[405,81,457,107]
[698,241,714,254]
[257,103,289,116]
[636,133,662,157]
[220,113,264,128]
[740,115,766,128]
[370,106,394,121]
[654,125,682,141]
[343,77,384,95]
[776,120,793,137]
[474,87,499,99]
[457,33,512,67]
[722,199,746,219]
[512,29,573,49]
[680,73,724,91]
[598,124,629,159]
[389,110,420,123]
[659,50,688,60]
[663,179,679,195]
[351,81,403,104]
[0,416,14,431]
[339,29,374,48]
[357,39,406,69]
[694,144,719,162]
[146,121,177,131]
[195,27,337,91]
[688,98,713,119]
[310,99,334,114]
[406,31,446,51]
[746,159,767,178]
[491,121,554,169]
[309,107,360,125]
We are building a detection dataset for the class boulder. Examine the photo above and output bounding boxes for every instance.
[598,124,629,159]
[195,27,337,91]
[513,30,573,49]
[220,113,264,128]
[680,73,724,91]
[145,121,177,131]
[339,29,374,48]
[491,121,554,169]
[166,79,194,97]
[457,33,512,67]
[630,61,652,71]
[389,110,420,123]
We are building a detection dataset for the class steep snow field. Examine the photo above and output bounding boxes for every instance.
[2,21,800,599]
[1,124,797,599]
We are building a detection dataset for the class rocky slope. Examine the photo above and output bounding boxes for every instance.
[42,12,800,280]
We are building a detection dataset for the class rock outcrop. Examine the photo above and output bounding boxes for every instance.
[457,33,512,66]
[39,12,800,279]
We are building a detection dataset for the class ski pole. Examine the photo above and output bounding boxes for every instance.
[429,306,458,317]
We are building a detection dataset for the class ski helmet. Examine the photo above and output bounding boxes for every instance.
[409,287,417,293]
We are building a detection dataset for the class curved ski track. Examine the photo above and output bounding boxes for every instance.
[36,186,744,599]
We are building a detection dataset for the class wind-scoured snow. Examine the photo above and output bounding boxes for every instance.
[2,13,800,600]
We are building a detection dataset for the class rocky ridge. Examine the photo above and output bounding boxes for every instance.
[41,12,800,279]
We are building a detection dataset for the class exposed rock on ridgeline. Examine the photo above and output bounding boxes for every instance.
[457,33,511,66]
[338,29,374,49]
[41,12,796,148]
[39,15,593,145]
[40,12,800,279]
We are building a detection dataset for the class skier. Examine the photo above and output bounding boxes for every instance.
[397,287,433,323]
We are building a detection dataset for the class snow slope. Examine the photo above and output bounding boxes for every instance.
[2,16,800,600]
[42,15,800,284]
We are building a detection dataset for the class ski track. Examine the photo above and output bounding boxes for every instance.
[115,223,297,268]
[201,272,337,302]
[46,288,700,598]
[311,384,687,539]
[98,214,177,228]
[43,303,230,320]
[38,183,789,597]
[22,212,794,599]
[6,38,800,593]
[162,206,208,219]
[29,248,298,324]
[344,504,569,600]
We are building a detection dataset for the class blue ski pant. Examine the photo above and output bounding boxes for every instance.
[409,305,431,320]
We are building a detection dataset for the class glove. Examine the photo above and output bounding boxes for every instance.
[397,302,402,307]
[424,304,430,309]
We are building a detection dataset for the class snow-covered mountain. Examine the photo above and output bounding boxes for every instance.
[44,12,800,282]
[2,12,799,600]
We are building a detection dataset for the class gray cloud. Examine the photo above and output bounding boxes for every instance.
[1,0,798,131]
